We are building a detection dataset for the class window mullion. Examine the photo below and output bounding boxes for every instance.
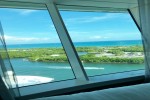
[46,2,89,81]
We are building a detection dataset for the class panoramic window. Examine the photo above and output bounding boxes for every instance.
[60,11,144,76]
[0,7,75,87]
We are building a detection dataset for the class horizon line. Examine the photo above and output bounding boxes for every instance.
[6,39,142,45]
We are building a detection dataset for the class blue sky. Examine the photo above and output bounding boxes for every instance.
[0,8,141,44]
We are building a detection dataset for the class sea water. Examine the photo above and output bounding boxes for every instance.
[8,40,144,86]
[7,40,142,49]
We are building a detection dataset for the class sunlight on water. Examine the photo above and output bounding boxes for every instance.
[48,67,104,70]
[8,71,54,87]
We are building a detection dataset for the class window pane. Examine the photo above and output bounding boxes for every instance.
[60,11,144,76]
[0,7,75,87]
[0,22,20,96]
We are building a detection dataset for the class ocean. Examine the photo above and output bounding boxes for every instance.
[7,40,142,49]
[7,40,144,87]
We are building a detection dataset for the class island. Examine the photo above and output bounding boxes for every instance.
[6,46,144,64]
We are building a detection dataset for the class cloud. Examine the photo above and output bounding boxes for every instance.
[65,13,124,24]
[90,36,102,39]
[87,35,112,41]
[4,35,51,44]
[11,9,37,15]
[21,10,37,15]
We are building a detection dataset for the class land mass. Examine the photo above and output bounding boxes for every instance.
[6,46,144,64]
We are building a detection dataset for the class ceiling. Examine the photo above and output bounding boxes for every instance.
[0,0,138,12]
[55,0,138,11]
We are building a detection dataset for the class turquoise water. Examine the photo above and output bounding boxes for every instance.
[11,59,75,81]
[8,40,144,86]
[11,58,144,82]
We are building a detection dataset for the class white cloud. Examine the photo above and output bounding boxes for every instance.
[21,10,37,15]
[11,9,37,15]
[4,35,51,44]
[66,13,124,23]
[90,36,102,39]
[87,35,112,41]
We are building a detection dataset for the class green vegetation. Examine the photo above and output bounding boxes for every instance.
[76,47,104,53]
[80,55,143,64]
[107,50,124,56]
[7,46,144,64]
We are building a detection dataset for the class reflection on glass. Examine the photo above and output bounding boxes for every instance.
[0,7,75,87]
[0,21,20,96]
[60,11,144,76]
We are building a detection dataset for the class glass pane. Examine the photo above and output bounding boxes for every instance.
[0,7,75,87]
[0,22,20,96]
[60,11,144,76]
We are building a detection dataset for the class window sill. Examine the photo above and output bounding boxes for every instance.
[16,70,145,99]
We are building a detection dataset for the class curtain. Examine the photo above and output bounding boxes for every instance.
[138,0,150,81]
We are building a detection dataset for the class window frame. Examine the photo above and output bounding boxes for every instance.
[59,10,145,77]
[0,0,88,90]
[18,69,144,99]
[0,0,146,99]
